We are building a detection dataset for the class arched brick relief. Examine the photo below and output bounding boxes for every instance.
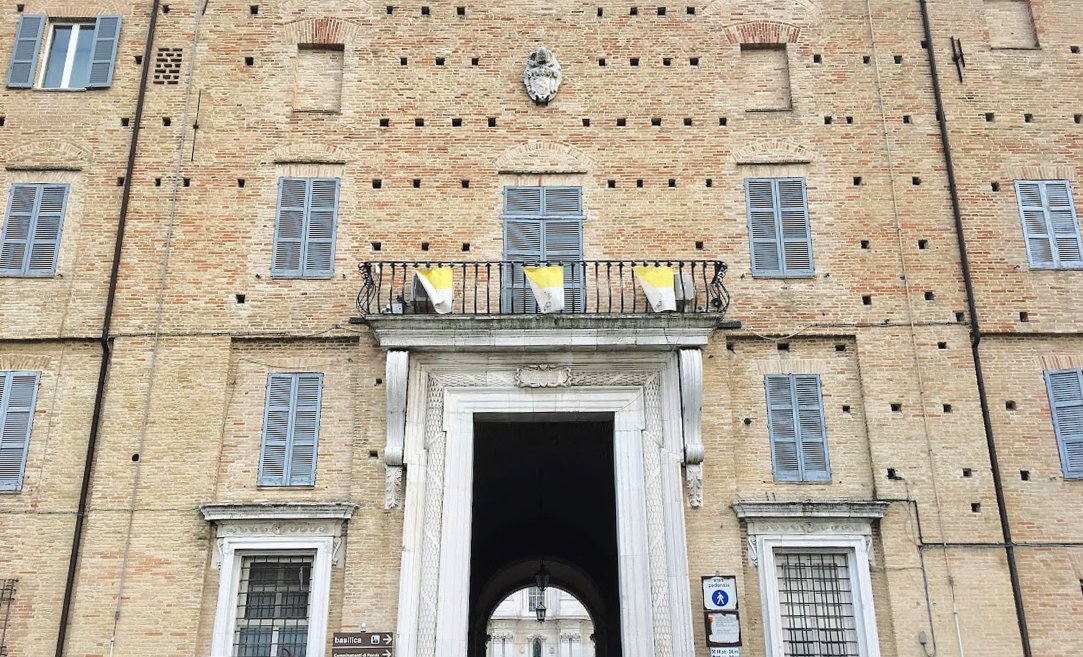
[279,0,372,12]
[3,139,92,171]
[752,358,829,376]
[26,0,127,17]
[721,21,801,45]
[264,143,350,166]
[0,354,52,371]
[283,17,365,46]
[732,140,818,166]
[495,141,595,175]
[1039,355,1083,370]
[1007,164,1076,181]
[704,0,821,23]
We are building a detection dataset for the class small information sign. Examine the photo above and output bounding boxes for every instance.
[704,611,742,647]
[332,632,394,657]
[701,575,738,611]
[709,648,740,657]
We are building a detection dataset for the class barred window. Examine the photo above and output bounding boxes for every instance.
[0,579,15,656]
[234,555,313,657]
[775,552,860,657]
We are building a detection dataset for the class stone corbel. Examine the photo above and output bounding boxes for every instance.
[385,350,409,509]
[679,349,705,508]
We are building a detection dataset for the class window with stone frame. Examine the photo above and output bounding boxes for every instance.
[741,43,791,111]
[984,0,1038,48]
[293,44,344,113]
[737,507,884,657]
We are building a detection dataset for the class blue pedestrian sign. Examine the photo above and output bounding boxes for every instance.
[702,575,738,611]
[711,589,729,607]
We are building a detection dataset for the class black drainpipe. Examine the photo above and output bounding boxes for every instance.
[54,2,160,656]
[917,2,1032,656]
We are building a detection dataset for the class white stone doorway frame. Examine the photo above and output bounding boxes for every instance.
[389,352,702,657]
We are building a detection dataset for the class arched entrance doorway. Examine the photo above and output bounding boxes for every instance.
[467,420,621,657]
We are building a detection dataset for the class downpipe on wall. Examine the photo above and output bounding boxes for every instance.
[916,1,1032,656]
[54,2,160,657]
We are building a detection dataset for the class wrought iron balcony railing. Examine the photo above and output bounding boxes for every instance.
[356,259,730,317]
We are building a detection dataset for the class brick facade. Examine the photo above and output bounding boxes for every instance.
[0,1,1080,656]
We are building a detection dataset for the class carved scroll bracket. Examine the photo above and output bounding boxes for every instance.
[678,349,705,507]
[385,351,410,508]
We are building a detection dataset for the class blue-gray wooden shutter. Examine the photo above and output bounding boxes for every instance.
[1017,181,1054,266]
[303,178,338,276]
[259,373,322,486]
[765,374,830,481]
[0,184,68,275]
[0,371,39,491]
[793,374,830,481]
[746,178,813,276]
[272,178,307,276]
[503,187,545,312]
[87,15,122,88]
[288,374,322,485]
[1016,180,1083,268]
[1045,369,1083,478]
[6,15,44,88]
[766,375,801,480]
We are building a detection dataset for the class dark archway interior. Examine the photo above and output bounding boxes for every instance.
[468,419,621,657]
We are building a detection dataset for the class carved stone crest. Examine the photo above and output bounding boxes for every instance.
[515,365,571,388]
[523,47,562,103]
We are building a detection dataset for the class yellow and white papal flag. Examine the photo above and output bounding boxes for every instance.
[414,267,454,314]
[523,265,566,313]
[633,265,677,312]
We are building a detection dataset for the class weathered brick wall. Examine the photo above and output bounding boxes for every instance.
[0,1,1080,656]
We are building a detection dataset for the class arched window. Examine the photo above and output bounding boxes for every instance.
[532,638,542,657]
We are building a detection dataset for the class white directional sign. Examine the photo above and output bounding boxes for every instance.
[702,575,738,611]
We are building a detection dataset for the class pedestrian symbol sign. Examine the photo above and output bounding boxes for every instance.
[702,575,737,611]
[711,588,729,608]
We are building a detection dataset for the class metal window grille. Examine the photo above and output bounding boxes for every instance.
[0,579,16,657]
[775,552,860,657]
[234,556,312,657]
[527,587,544,612]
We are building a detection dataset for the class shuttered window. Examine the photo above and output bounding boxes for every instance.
[1015,180,1083,269]
[502,186,584,312]
[0,183,69,276]
[1045,369,1083,478]
[745,178,814,277]
[0,371,39,492]
[272,178,339,277]
[259,373,323,487]
[6,15,122,89]
[765,374,831,482]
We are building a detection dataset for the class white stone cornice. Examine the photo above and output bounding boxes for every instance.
[200,502,357,522]
[732,500,889,521]
[360,315,722,351]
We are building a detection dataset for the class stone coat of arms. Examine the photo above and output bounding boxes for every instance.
[523,47,562,103]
